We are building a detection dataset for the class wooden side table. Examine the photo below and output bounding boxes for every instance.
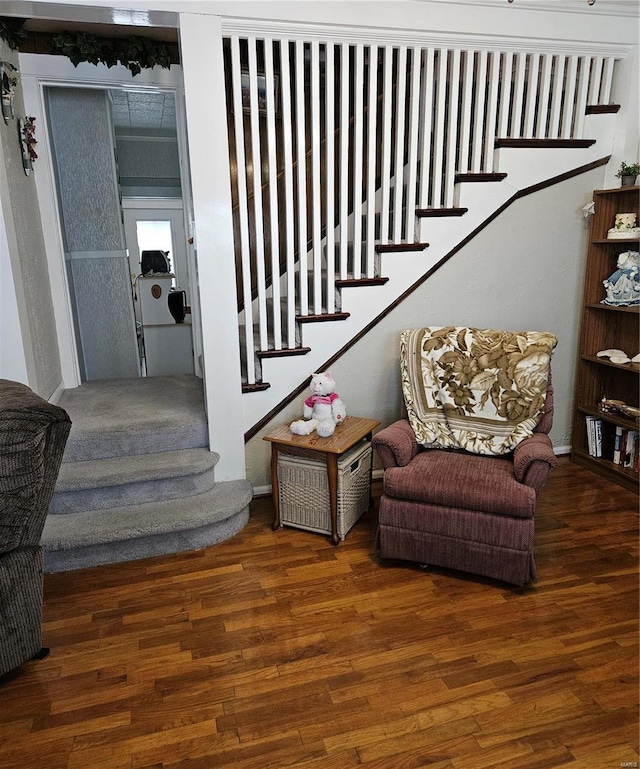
[263,416,380,545]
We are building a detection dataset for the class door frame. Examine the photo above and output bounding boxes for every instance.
[19,53,201,387]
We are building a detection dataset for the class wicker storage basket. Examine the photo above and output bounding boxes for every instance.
[277,440,372,539]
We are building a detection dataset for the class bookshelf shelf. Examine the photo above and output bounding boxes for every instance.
[571,185,639,493]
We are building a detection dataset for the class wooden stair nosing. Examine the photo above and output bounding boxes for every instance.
[375,242,429,253]
[494,138,596,149]
[242,382,271,393]
[416,207,468,218]
[296,312,350,323]
[256,346,311,359]
[454,172,508,183]
[585,104,620,114]
[335,277,389,288]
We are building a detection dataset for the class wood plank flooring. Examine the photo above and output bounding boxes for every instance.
[0,457,638,769]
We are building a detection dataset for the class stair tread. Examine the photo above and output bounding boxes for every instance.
[55,448,220,493]
[376,242,429,253]
[43,478,253,551]
[59,375,208,461]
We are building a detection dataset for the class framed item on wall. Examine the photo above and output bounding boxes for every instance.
[240,71,278,115]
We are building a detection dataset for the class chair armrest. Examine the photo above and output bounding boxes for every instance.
[513,433,557,493]
[372,420,418,469]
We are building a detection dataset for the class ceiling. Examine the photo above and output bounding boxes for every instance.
[109,90,176,134]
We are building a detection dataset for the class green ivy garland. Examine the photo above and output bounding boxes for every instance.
[0,17,28,50]
[50,31,172,76]
[0,18,172,76]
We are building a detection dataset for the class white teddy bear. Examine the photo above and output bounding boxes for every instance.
[290,372,347,438]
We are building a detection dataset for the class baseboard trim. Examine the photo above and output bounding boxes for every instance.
[48,381,65,406]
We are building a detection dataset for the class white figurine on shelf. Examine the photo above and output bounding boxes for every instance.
[608,213,640,240]
[602,250,640,306]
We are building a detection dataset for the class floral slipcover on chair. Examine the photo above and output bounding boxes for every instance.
[372,326,558,586]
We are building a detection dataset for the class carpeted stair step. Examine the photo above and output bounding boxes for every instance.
[51,448,220,515]
[43,478,253,573]
[59,375,208,462]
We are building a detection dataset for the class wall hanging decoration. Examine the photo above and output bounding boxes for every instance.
[0,60,17,123]
[18,116,37,175]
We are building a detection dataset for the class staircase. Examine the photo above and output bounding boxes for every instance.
[240,119,616,438]
[42,375,252,572]
[226,37,625,439]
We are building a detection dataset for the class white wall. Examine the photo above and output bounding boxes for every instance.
[0,39,62,397]
[246,166,605,489]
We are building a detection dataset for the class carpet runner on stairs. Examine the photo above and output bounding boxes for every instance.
[43,375,252,573]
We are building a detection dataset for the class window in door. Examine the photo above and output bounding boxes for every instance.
[134,219,175,285]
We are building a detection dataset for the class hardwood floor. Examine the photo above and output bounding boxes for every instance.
[0,457,638,769]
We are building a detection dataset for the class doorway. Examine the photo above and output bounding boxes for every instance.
[123,201,194,377]
[21,55,198,388]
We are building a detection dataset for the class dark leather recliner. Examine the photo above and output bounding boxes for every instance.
[0,379,71,677]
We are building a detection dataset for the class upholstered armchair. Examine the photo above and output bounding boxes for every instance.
[0,379,71,677]
[373,327,557,586]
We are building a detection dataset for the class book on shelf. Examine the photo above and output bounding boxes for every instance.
[585,416,602,458]
[594,419,602,458]
[623,430,636,469]
[611,427,640,469]
[613,425,623,464]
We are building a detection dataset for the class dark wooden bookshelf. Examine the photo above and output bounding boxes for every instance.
[571,185,640,493]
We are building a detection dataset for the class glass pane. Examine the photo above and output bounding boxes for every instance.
[135,220,174,274]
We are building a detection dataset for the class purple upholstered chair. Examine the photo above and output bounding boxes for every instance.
[372,374,556,586]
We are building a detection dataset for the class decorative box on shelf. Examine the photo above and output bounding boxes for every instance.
[277,439,372,540]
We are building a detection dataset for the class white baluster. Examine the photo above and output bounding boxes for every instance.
[444,49,461,206]
[574,56,591,139]
[264,38,282,349]
[325,42,336,313]
[311,40,322,314]
[405,46,422,236]
[498,51,514,139]
[536,54,553,138]
[512,52,526,138]
[365,44,379,277]
[471,50,487,172]
[561,55,578,139]
[548,55,565,140]
[457,49,474,174]
[353,44,365,272]
[380,45,395,241]
[279,39,296,349]
[393,46,407,241]
[523,52,540,138]
[230,36,255,384]
[339,43,350,280]
[588,56,604,105]
[600,57,615,104]
[295,40,308,316]
[484,51,500,171]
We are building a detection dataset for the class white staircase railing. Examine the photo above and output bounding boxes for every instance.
[224,34,619,388]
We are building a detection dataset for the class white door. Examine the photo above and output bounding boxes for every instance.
[123,201,190,316]
[123,201,195,376]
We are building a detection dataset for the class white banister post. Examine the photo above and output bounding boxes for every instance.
[180,13,245,481]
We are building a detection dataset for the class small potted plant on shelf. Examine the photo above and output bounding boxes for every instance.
[615,161,640,187]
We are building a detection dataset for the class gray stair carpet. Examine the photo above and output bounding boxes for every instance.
[45,374,252,572]
[58,374,209,461]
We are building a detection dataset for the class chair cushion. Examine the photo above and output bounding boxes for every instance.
[382,449,536,518]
